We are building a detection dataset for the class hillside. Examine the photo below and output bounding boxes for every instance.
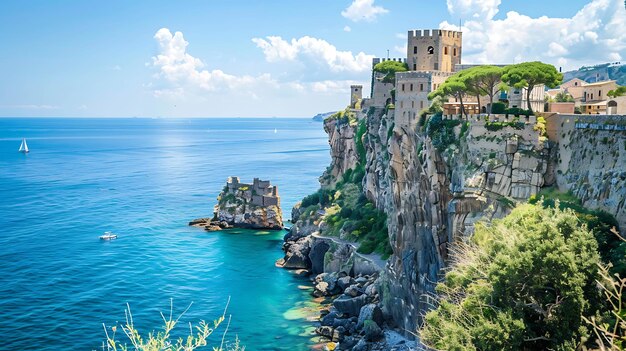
[563,62,626,85]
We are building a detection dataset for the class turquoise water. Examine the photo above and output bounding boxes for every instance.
[0,118,329,350]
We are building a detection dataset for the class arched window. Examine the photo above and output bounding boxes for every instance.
[427,46,434,54]
[444,47,448,55]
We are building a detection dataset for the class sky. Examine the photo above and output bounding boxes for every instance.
[0,0,624,118]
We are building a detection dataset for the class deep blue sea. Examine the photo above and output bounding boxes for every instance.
[0,118,330,351]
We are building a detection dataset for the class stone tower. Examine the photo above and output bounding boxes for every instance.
[350,85,363,108]
[407,29,462,72]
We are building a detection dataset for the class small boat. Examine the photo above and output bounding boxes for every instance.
[274,128,277,133]
[18,138,29,153]
[99,231,118,240]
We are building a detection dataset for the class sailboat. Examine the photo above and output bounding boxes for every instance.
[18,138,29,153]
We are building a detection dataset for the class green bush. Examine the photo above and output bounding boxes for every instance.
[426,113,461,152]
[484,121,525,132]
[421,203,601,350]
[491,102,506,114]
[529,187,625,276]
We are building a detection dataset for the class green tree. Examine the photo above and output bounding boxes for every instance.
[502,62,563,113]
[421,203,601,351]
[462,65,504,115]
[608,86,626,98]
[429,71,470,118]
[555,91,575,102]
[373,60,409,84]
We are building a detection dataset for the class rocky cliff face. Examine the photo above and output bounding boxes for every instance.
[215,177,283,230]
[320,118,359,188]
[553,115,626,231]
[281,109,625,347]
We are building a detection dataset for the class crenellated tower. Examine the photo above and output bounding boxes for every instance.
[407,29,462,73]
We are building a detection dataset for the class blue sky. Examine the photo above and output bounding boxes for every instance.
[0,0,624,117]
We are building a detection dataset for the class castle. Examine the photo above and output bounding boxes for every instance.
[226,176,280,207]
[351,29,463,128]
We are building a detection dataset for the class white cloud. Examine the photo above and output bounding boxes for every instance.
[341,0,389,22]
[344,25,352,32]
[441,0,626,70]
[310,80,364,93]
[252,35,374,73]
[151,28,276,96]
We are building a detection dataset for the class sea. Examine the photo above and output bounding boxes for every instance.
[0,118,330,351]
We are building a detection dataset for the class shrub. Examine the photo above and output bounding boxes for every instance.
[421,203,601,350]
[491,102,506,114]
[103,299,243,351]
[426,113,461,152]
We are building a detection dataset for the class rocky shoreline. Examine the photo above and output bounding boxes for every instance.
[278,204,418,351]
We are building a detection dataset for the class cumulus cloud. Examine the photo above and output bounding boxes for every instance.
[344,25,352,32]
[151,28,276,96]
[252,35,374,73]
[341,0,389,22]
[440,0,626,70]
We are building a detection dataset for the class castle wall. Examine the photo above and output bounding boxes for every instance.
[550,114,626,231]
[395,71,452,128]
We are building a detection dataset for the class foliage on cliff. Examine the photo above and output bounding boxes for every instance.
[421,203,602,351]
[300,116,391,259]
[326,108,358,126]
[425,113,461,152]
[373,60,409,84]
[529,187,625,276]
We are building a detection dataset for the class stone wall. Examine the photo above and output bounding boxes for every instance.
[550,114,626,231]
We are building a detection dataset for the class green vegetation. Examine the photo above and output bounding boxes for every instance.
[426,113,461,152]
[429,72,471,118]
[584,238,626,351]
[421,203,601,350]
[490,102,506,114]
[299,115,391,259]
[461,65,504,116]
[555,91,575,102]
[502,62,563,113]
[484,120,525,132]
[327,107,358,126]
[103,300,243,351]
[373,60,409,84]
[529,187,625,276]
[608,86,626,98]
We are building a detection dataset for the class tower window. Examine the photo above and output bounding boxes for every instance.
[453,48,457,56]
[420,83,424,91]
[413,46,417,54]
[427,46,434,54]
[413,64,417,70]
[402,84,405,91]
[444,47,448,55]
[410,84,413,91]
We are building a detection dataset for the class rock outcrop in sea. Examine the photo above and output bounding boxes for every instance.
[190,177,283,230]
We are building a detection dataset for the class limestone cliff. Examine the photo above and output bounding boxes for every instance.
[192,177,283,230]
[282,108,625,347]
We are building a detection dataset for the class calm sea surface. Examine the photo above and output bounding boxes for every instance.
[0,118,330,350]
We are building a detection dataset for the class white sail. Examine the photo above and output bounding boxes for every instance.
[19,138,29,153]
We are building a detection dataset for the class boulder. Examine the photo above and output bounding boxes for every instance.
[337,276,353,291]
[362,319,383,342]
[281,236,312,269]
[309,240,330,275]
[333,294,368,317]
[315,326,340,341]
[357,304,384,329]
